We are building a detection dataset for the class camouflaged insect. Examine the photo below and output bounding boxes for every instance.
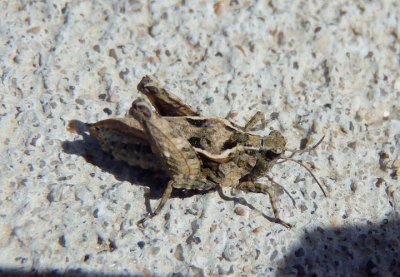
[88,76,326,228]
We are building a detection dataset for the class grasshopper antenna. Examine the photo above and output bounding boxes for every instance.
[279,156,327,197]
[276,135,325,164]
[285,136,325,153]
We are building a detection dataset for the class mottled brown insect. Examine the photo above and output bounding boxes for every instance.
[88,76,326,228]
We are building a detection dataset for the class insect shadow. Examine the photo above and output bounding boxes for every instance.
[63,120,286,224]
[62,120,210,206]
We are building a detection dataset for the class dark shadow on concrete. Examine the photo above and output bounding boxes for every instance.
[278,218,400,277]
[3,219,399,276]
[0,268,142,277]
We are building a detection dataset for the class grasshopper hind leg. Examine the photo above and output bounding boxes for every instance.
[137,75,199,116]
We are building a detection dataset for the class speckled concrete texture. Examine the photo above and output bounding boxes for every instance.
[1,1,399,276]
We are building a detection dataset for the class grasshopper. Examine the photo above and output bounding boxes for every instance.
[88,76,326,228]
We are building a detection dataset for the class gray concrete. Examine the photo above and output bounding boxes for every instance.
[1,1,399,276]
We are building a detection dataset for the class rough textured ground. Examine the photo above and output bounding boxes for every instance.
[1,1,400,276]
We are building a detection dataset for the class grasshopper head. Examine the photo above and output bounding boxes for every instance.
[261,130,287,155]
[247,131,287,178]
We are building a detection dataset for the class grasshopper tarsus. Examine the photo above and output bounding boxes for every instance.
[274,218,293,229]
[136,212,156,228]
[136,218,146,228]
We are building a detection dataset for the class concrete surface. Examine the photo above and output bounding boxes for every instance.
[1,1,399,276]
